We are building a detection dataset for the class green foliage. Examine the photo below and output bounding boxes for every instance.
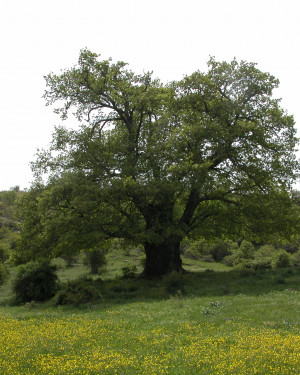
[17,50,300,277]
[13,186,47,264]
[255,245,276,261]
[0,188,23,265]
[0,263,9,286]
[240,240,255,259]
[228,244,295,270]
[111,238,143,257]
[83,248,107,274]
[210,241,231,262]
[13,261,59,304]
[272,250,291,268]
[278,235,300,254]
[0,245,9,263]
[0,187,20,217]
[183,239,209,259]
[183,238,236,262]
[55,277,102,306]
[222,253,240,267]
[291,251,300,266]
[121,265,138,279]
[223,243,275,270]
[249,259,273,271]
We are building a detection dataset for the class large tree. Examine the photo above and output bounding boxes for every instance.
[17,49,299,277]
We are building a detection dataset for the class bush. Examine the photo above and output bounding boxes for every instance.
[279,236,300,254]
[83,249,107,274]
[272,250,291,268]
[121,265,137,279]
[13,260,59,303]
[222,254,234,267]
[183,239,209,259]
[255,244,276,260]
[252,259,272,270]
[210,240,231,262]
[235,257,272,271]
[183,239,236,261]
[222,250,243,267]
[235,259,254,269]
[0,263,9,286]
[230,254,272,270]
[291,251,300,267]
[200,255,215,263]
[240,240,255,259]
[55,277,102,305]
[0,245,9,262]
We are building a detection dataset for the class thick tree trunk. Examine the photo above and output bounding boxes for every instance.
[141,239,184,278]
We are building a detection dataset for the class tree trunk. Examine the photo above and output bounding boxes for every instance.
[141,239,184,278]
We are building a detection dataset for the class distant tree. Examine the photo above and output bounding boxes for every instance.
[0,188,23,264]
[16,50,299,277]
[83,248,107,274]
[0,263,8,286]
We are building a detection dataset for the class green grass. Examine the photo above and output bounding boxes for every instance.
[1,251,300,374]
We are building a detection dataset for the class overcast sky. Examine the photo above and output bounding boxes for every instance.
[1,0,300,190]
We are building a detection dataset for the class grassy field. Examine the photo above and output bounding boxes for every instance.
[0,249,300,374]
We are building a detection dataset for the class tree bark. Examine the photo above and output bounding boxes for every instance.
[141,239,184,278]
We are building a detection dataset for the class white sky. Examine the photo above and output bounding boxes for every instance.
[0,0,300,190]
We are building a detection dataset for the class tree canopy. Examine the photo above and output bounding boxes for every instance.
[16,49,300,276]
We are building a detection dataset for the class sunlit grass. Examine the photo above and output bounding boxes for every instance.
[1,250,300,374]
[0,293,300,374]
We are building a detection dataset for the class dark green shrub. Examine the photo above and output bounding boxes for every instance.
[83,249,107,274]
[55,277,102,305]
[291,251,300,267]
[210,240,231,262]
[121,265,137,279]
[222,251,242,267]
[252,259,272,270]
[201,255,215,263]
[273,250,291,268]
[0,245,9,262]
[13,260,59,303]
[222,241,257,268]
[235,258,272,270]
[250,244,276,270]
[183,239,210,259]
[236,259,254,269]
[0,263,9,286]
[222,255,234,267]
[279,236,300,254]
[240,240,255,259]
[255,245,276,260]
[183,239,237,261]
[0,225,9,240]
